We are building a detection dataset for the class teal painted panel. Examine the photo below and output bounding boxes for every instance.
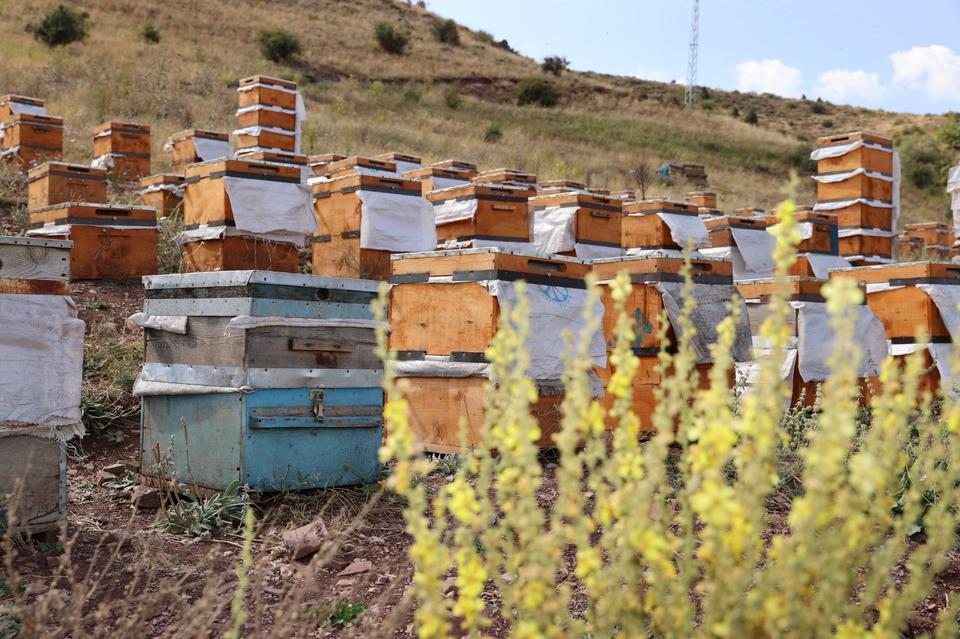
[242,388,383,491]
[140,393,243,489]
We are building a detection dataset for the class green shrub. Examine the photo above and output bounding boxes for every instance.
[541,55,569,77]
[140,22,160,44]
[730,106,741,118]
[483,123,503,143]
[26,5,89,47]
[403,82,422,104]
[516,78,562,107]
[374,22,409,55]
[935,112,960,148]
[899,131,952,190]
[811,100,828,114]
[443,87,462,109]
[430,19,459,46]
[156,481,247,537]
[744,108,759,125]
[257,28,301,63]
[377,199,960,637]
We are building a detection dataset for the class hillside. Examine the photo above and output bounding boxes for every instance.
[0,0,954,222]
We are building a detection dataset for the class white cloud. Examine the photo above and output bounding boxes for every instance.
[814,69,886,104]
[735,59,804,98]
[890,45,960,101]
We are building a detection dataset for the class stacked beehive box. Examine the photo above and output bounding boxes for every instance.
[528,191,623,258]
[427,182,537,251]
[831,262,960,395]
[374,151,421,174]
[27,202,159,279]
[92,121,151,180]
[590,255,752,429]
[404,165,476,194]
[899,222,953,260]
[701,215,776,280]
[388,248,605,451]
[0,237,84,539]
[538,179,587,195]
[431,159,477,173]
[134,271,383,491]
[620,199,710,256]
[165,129,231,173]
[771,210,850,278]
[472,168,538,190]
[138,174,185,217]
[737,277,886,407]
[27,162,107,210]
[811,132,898,265]
[308,153,347,176]
[181,158,317,273]
[234,75,303,155]
[0,95,63,170]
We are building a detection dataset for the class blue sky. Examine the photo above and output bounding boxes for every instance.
[427,0,960,114]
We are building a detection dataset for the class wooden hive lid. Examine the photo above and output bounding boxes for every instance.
[737,276,831,302]
[425,181,535,202]
[830,261,960,285]
[143,269,379,294]
[184,158,301,182]
[309,153,346,166]
[403,166,475,180]
[389,247,590,286]
[374,151,422,164]
[703,215,769,231]
[27,162,106,181]
[622,199,700,215]
[816,131,892,149]
[168,129,229,143]
[904,221,949,231]
[7,113,63,125]
[540,179,587,190]
[323,155,397,175]
[29,202,158,225]
[0,94,44,107]
[472,168,538,185]
[238,75,297,90]
[94,121,150,134]
[139,173,185,187]
[794,211,837,225]
[686,190,717,197]
[314,172,421,196]
[528,190,621,209]
[431,159,479,172]
[236,150,308,166]
[588,254,733,282]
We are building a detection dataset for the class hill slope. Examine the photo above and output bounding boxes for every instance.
[0,0,954,222]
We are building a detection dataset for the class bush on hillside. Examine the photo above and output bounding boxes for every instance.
[744,108,758,125]
[377,198,960,637]
[375,22,409,55]
[935,112,960,148]
[541,55,569,77]
[443,87,462,109]
[26,5,89,47]
[811,101,828,114]
[140,23,161,44]
[516,79,562,107]
[430,19,459,46]
[483,124,503,143]
[257,29,301,63]
[899,131,952,190]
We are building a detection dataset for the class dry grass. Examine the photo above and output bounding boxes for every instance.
[0,0,949,222]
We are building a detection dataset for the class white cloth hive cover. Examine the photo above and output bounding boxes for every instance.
[791,302,887,382]
[126,312,188,334]
[0,295,85,441]
[295,92,306,155]
[223,176,318,238]
[949,164,960,238]
[431,176,468,191]
[391,160,421,175]
[814,198,893,212]
[484,280,606,380]
[802,253,851,279]
[90,154,118,170]
[889,342,955,392]
[531,204,577,254]
[917,284,960,338]
[657,213,709,249]
[574,243,625,259]
[698,245,770,281]
[732,227,777,275]
[811,168,894,184]
[6,101,47,116]
[192,137,232,162]
[434,198,478,225]
[357,190,436,252]
[809,139,892,161]
[653,282,753,364]
[438,238,537,252]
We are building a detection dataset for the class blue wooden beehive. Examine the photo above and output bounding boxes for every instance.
[135,271,384,492]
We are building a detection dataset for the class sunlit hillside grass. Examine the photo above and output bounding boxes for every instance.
[0,0,952,221]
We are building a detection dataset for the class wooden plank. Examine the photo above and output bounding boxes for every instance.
[0,435,64,535]
[182,237,299,274]
[389,282,497,355]
[145,316,247,367]
[66,226,158,280]
[0,242,70,280]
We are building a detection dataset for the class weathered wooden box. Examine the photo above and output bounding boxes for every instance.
[166,129,230,173]
[93,121,151,180]
[472,168,538,188]
[427,183,536,248]
[237,75,298,110]
[137,271,384,491]
[373,151,421,175]
[405,166,475,194]
[621,200,706,252]
[529,191,622,257]
[0,236,71,283]
[28,162,108,210]
[0,436,66,539]
[138,173,184,218]
[27,203,158,280]
[814,131,894,175]
[1,114,63,170]
[0,95,45,119]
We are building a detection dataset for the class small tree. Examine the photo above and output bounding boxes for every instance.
[625,157,655,200]
[26,5,89,47]
[257,29,301,63]
[140,23,161,44]
[542,55,569,77]
[430,19,460,46]
[744,108,759,125]
[517,79,562,107]
[375,22,409,55]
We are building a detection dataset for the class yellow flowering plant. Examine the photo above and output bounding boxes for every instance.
[376,197,960,638]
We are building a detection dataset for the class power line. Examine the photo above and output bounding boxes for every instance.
[685,0,700,106]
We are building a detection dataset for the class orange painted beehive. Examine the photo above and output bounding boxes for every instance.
[528,191,622,257]
[1,114,63,170]
[427,183,536,248]
[166,129,231,173]
[27,203,158,280]
[93,121,151,180]
[138,174,185,218]
[621,199,706,252]
[404,166,476,194]
[27,162,107,210]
